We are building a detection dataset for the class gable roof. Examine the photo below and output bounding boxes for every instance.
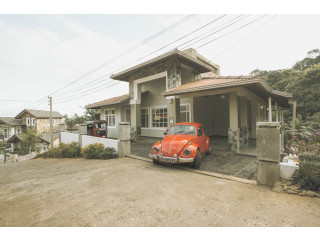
[85,94,130,109]
[110,48,219,81]
[15,109,63,119]
[7,134,50,144]
[162,75,293,107]
[0,117,25,126]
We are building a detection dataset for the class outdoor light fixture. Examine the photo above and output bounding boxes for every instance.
[220,94,225,99]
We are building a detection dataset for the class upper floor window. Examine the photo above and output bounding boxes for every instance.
[26,118,30,126]
[105,109,115,127]
[16,126,21,134]
[31,118,36,126]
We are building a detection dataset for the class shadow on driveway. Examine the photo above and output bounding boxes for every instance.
[131,136,257,180]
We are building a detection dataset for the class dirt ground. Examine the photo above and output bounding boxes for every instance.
[0,157,320,227]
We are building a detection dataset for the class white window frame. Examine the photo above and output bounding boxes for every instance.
[26,118,30,126]
[31,118,36,126]
[16,126,21,135]
[150,105,168,130]
[105,108,116,128]
[180,103,192,123]
[141,107,149,129]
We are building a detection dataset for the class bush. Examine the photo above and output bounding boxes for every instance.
[292,161,320,193]
[100,147,118,159]
[83,143,104,159]
[37,142,82,158]
[299,153,320,162]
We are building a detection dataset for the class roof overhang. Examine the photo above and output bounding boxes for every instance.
[162,76,293,108]
[110,49,218,81]
[7,134,50,144]
[85,94,130,109]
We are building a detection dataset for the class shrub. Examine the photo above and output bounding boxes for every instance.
[292,161,320,193]
[37,142,82,159]
[83,143,104,159]
[100,147,118,159]
[299,153,320,162]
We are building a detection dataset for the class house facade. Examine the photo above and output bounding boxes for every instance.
[15,109,64,134]
[0,118,25,141]
[86,48,293,152]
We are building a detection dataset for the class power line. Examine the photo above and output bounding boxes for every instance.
[195,15,268,49]
[211,15,278,60]
[51,15,228,99]
[0,99,35,102]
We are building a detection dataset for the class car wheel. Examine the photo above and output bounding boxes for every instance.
[193,149,201,169]
[206,147,212,155]
[153,159,159,165]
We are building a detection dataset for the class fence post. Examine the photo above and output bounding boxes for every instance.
[78,124,87,148]
[256,122,281,186]
[118,122,131,158]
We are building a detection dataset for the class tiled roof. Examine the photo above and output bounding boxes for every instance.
[0,117,25,126]
[110,48,219,81]
[85,94,130,109]
[15,109,64,119]
[7,134,50,144]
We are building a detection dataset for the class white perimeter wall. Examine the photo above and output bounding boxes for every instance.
[61,132,79,144]
[81,135,119,151]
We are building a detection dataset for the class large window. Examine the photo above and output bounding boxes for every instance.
[141,108,149,128]
[180,104,191,122]
[105,109,116,127]
[151,107,167,128]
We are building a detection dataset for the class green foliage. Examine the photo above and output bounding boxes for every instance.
[251,49,320,119]
[100,147,118,159]
[292,161,320,193]
[298,153,320,163]
[19,129,41,155]
[84,108,100,121]
[83,143,104,159]
[83,143,118,159]
[64,113,86,129]
[38,142,82,158]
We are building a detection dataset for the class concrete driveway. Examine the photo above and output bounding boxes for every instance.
[131,136,257,179]
[0,157,320,227]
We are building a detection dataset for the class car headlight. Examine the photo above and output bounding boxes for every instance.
[184,148,191,156]
[153,146,159,154]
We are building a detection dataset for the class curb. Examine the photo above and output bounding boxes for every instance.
[127,154,257,185]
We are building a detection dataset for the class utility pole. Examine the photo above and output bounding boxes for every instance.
[49,96,53,148]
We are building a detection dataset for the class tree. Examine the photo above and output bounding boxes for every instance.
[84,108,100,121]
[64,113,86,130]
[18,129,41,154]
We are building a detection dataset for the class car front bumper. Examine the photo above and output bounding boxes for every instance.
[149,153,194,163]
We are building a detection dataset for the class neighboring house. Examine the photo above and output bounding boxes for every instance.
[86,48,293,152]
[15,109,64,134]
[7,134,50,153]
[0,117,25,142]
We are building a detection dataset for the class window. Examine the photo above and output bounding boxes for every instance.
[151,107,167,128]
[16,126,21,134]
[31,118,36,126]
[180,104,191,122]
[141,108,149,128]
[105,109,116,127]
[53,119,55,125]
[198,127,203,136]
[26,118,30,126]
[125,108,131,123]
[168,125,196,135]
[4,127,8,138]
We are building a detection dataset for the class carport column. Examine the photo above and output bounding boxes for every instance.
[58,123,65,144]
[239,97,249,145]
[228,92,240,153]
[256,122,281,187]
[130,102,141,141]
[166,97,180,127]
[268,96,272,122]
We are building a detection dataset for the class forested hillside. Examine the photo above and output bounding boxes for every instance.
[251,49,320,119]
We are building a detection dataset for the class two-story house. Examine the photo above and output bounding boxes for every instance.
[85,48,293,153]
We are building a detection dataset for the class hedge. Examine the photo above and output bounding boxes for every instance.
[292,161,320,193]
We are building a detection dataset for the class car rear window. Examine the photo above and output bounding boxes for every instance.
[168,125,196,135]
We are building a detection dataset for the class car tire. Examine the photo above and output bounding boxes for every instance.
[153,159,159,165]
[193,149,201,169]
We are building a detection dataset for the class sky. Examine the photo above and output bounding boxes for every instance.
[0,5,320,118]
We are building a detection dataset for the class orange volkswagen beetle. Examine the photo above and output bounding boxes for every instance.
[149,122,211,169]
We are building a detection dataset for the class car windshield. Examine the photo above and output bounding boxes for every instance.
[95,123,107,129]
[167,125,196,135]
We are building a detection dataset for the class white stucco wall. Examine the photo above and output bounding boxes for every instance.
[81,135,119,151]
[61,132,79,144]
